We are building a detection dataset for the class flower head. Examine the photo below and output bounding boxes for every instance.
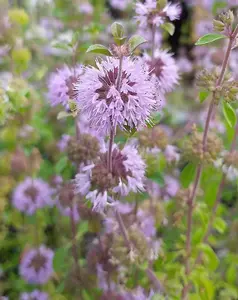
[47,64,82,108]
[135,0,181,29]
[20,290,49,300]
[110,0,130,10]
[144,49,179,93]
[74,57,161,135]
[12,178,53,215]
[215,150,238,181]
[20,245,54,284]
[75,144,146,212]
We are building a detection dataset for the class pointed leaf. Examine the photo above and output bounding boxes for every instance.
[195,33,226,46]
[161,22,175,36]
[180,163,196,188]
[128,35,147,53]
[222,102,237,128]
[86,44,112,56]
[199,90,210,103]
[111,22,125,38]
[198,243,219,271]
[214,217,227,234]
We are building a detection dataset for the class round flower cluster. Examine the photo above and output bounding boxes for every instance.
[214,150,238,181]
[19,245,54,284]
[47,64,82,108]
[12,178,53,215]
[144,49,179,94]
[138,126,169,151]
[20,290,48,300]
[75,144,145,212]
[183,127,223,165]
[74,57,162,135]
[135,0,181,29]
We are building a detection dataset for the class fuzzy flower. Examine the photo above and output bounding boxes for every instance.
[164,145,180,163]
[144,49,179,93]
[137,27,162,49]
[74,57,161,134]
[75,144,146,212]
[147,175,180,200]
[47,64,82,108]
[12,178,53,215]
[110,0,130,10]
[57,134,71,152]
[20,245,54,285]
[214,150,238,181]
[135,0,181,29]
[20,290,48,300]
[78,2,93,14]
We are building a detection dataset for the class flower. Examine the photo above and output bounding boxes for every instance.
[135,0,181,29]
[137,27,162,49]
[74,57,161,135]
[78,2,93,14]
[57,134,71,152]
[110,0,130,10]
[47,64,82,108]
[144,49,179,93]
[12,178,53,215]
[75,144,146,212]
[20,245,54,284]
[20,290,49,300]
[164,145,180,163]
[214,150,238,181]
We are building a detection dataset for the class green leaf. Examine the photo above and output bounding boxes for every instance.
[180,163,196,188]
[226,265,237,284]
[55,156,68,174]
[52,42,70,51]
[111,22,125,38]
[213,217,227,234]
[199,90,210,103]
[53,248,69,272]
[198,243,219,271]
[222,102,237,128]
[161,22,175,36]
[195,33,226,46]
[128,35,147,53]
[86,44,112,56]
[148,171,165,187]
[114,36,127,46]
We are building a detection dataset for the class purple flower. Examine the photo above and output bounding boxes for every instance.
[75,144,146,212]
[164,145,180,163]
[74,57,161,135]
[135,0,181,29]
[110,0,130,10]
[78,2,93,14]
[136,27,162,50]
[144,49,179,93]
[20,290,49,300]
[12,178,53,215]
[0,45,10,58]
[47,64,82,108]
[57,134,71,152]
[137,209,156,238]
[20,245,54,285]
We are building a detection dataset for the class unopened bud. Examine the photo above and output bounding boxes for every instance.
[213,19,225,32]
[10,147,28,175]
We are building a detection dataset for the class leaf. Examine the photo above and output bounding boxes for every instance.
[226,265,237,284]
[195,33,226,46]
[55,156,68,174]
[161,22,175,35]
[199,90,210,103]
[148,171,165,187]
[213,217,227,234]
[198,243,219,271]
[57,111,72,120]
[53,248,69,272]
[222,102,237,128]
[86,44,112,56]
[128,35,147,53]
[111,22,125,38]
[180,163,196,188]
[52,42,70,51]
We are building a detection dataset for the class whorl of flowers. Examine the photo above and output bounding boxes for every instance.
[214,150,238,181]
[19,245,54,284]
[74,57,161,134]
[20,290,49,300]
[144,49,179,93]
[135,0,181,29]
[47,64,82,108]
[75,144,146,212]
[12,177,53,215]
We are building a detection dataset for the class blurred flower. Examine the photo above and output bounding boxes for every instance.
[48,64,83,108]
[135,0,181,29]
[0,45,10,58]
[110,0,130,10]
[144,49,179,93]
[164,145,180,163]
[195,20,213,38]
[75,144,145,212]
[78,2,93,14]
[147,175,180,200]
[12,177,53,215]
[20,245,54,284]
[57,134,71,152]
[125,287,155,300]
[214,150,238,181]
[20,290,48,300]
[137,27,162,49]
[176,55,193,74]
[75,57,161,134]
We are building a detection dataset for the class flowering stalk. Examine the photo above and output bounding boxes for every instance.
[182,25,238,300]
[151,25,156,60]
[70,205,81,278]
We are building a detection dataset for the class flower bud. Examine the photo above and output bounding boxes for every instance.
[138,126,168,150]
[213,19,225,32]
[10,147,28,176]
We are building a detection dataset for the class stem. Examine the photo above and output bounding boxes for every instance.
[151,25,156,61]
[70,206,81,278]
[115,210,131,250]
[182,28,238,299]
